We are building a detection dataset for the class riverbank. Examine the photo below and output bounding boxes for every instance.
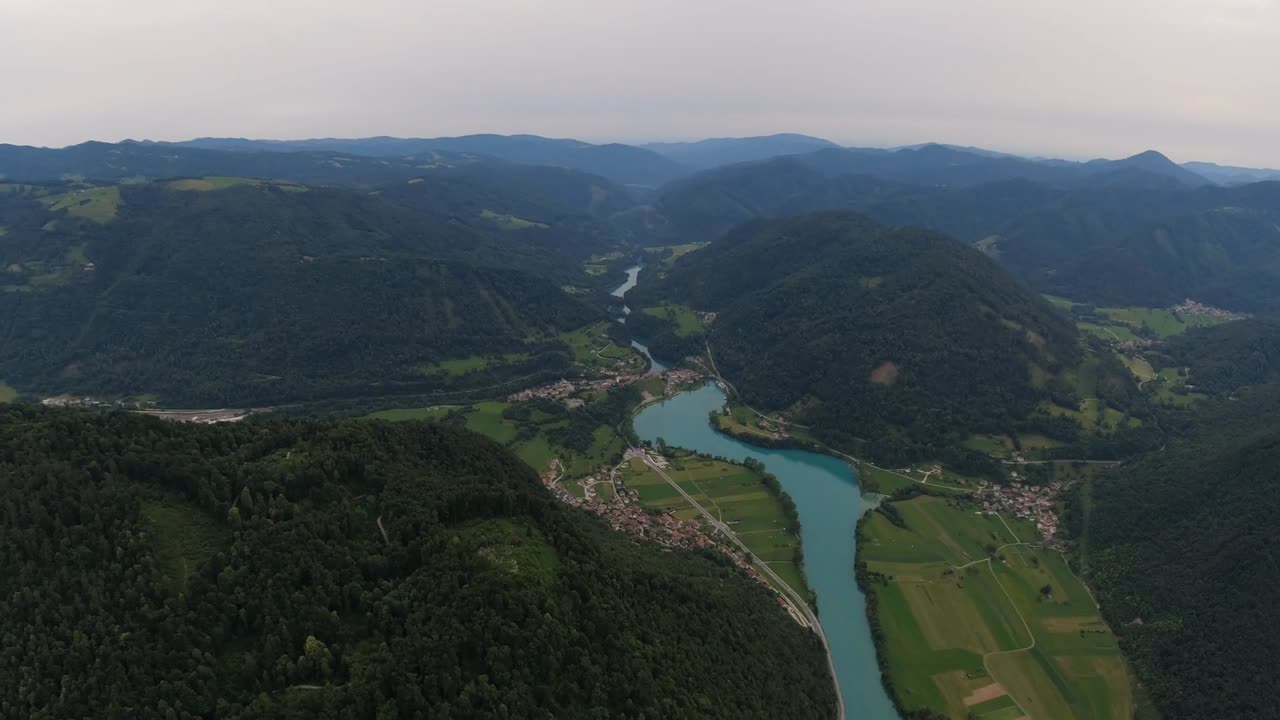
[634,383,898,719]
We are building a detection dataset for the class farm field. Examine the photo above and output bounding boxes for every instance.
[860,494,1136,719]
[639,304,705,337]
[480,208,548,229]
[964,434,1064,459]
[168,176,307,193]
[1098,306,1230,337]
[558,321,646,371]
[1039,399,1140,433]
[643,242,708,265]
[40,185,121,222]
[621,452,808,599]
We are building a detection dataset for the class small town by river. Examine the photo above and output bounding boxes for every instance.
[613,264,896,719]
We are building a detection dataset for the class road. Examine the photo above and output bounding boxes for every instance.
[637,452,847,720]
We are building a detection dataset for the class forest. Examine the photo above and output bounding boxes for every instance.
[635,211,1080,464]
[1067,385,1280,719]
[0,404,837,719]
[0,182,610,406]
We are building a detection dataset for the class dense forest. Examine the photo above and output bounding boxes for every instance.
[0,404,837,719]
[1163,317,1280,394]
[0,182,608,405]
[635,211,1079,464]
[1068,385,1280,719]
[653,148,1280,313]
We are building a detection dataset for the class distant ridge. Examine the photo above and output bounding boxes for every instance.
[641,133,840,169]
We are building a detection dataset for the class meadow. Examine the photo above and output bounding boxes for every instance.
[639,304,705,337]
[861,494,1136,719]
[643,242,708,265]
[622,453,809,599]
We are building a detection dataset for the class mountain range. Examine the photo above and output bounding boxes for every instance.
[9,132,1278,191]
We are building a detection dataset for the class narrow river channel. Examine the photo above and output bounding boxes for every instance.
[611,264,669,373]
[613,266,898,719]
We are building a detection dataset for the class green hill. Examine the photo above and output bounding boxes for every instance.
[0,404,837,719]
[636,212,1079,464]
[0,181,605,405]
[1068,385,1280,719]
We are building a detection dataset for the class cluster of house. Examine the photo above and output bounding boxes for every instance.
[538,450,777,596]
[662,368,702,394]
[977,473,1066,547]
[506,373,641,403]
[1173,298,1247,321]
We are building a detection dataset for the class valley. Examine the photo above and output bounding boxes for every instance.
[4,130,1280,720]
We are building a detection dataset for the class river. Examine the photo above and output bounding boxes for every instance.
[614,262,896,718]
[611,264,669,373]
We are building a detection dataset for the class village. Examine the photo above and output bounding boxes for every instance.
[539,448,771,591]
[1172,297,1248,321]
[978,470,1067,548]
[507,366,704,404]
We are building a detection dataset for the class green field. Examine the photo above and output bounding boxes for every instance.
[0,381,16,403]
[418,352,531,377]
[1078,322,1139,344]
[861,495,1135,719]
[40,186,121,222]
[643,242,708,265]
[558,321,645,371]
[1099,306,1230,337]
[480,208,548,230]
[139,493,231,593]
[169,176,307,193]
[713,405,786,441]
[622,453,809,599]
[1119,354,1155,382]
[640,304,705,337]
[1150,366,1206,407]
[1039,399,1140,433]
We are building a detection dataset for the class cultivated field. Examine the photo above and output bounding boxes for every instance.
[622,453,808,599]
[40,185,121,222]
[643,242,708,265]
[639,304,705,336]
[861,494,1136,719]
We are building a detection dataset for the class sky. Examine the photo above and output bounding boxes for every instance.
[2,0,1278,166]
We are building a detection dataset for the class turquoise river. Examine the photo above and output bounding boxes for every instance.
[617,264,897,718]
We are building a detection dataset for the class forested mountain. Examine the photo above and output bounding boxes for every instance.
[1183,160,1280,185]
[148,134,690,187]
[641,133,840,170]
[0,141,482,187]
[0,181,604,405]
[634,212,1079,463]
[0,404,837,719]
[1069,385,1280,719]
[655,157,916,242]
[1163,318,1280,394]
[375,164,639,259]
[987,182,1280,311]
[655,151,1280,311]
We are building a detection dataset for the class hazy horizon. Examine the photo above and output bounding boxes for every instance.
[3,0,1277,167]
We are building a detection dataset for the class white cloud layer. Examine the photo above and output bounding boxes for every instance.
[1,0,1276,165]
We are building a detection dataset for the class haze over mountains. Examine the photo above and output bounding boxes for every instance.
[6,132,1277,190]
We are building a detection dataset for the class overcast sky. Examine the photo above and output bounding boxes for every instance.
[2,0,1277,166]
